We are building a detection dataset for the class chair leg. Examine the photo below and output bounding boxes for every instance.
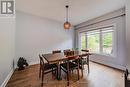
[67,61,70,86]
[67,71,70,86]
[39,66,41,78]
[77,69,80,80]
[88,61,89,74]
[81,68,83,77]
[87,56,90,74]
[52,68,53,79]
[77,59,80,80]
[54,68,56,75]
[41,70,44,86]
[81,59,84,77]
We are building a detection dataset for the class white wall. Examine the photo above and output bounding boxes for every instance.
[126,0,130,71]
[75,8,126,70]
[0,17,15,86]
[16,11,74,65]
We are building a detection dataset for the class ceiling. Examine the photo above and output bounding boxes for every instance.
[16,0,125,25]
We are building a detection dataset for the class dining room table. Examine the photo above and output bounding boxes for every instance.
[42,51,91,80]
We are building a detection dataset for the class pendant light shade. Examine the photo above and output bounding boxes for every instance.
[64,5,71,29]
[64,21,71,29]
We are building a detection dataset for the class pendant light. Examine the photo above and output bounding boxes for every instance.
[64,5,71,29]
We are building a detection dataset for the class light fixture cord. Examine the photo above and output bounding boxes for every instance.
[66,5,69,22]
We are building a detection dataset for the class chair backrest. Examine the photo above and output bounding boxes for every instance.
[125,69,129,87]
[39,54,44,68]
[125,69,129,79]
[52,50,61,54]
[65,51,79,61]
[64,49,71,52]
[64,50,75,56]
[64,49,71,55]
[81,49,89,52]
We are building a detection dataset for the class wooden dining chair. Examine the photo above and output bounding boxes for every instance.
[81,49,90,73]
[52,50,61,54]
[60,52,81,86]
[39,54,57,86]
[75,50,90,73]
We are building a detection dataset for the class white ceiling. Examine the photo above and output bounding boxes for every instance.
[16,0,125,25]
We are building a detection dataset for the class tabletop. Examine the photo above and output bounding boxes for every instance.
[42,51,91,63]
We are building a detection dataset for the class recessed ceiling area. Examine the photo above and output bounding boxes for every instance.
[16,0,125,25]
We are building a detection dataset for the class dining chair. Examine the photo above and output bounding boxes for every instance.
[60,52,81,86]
[73,49,90,73]
[39,54,57,86]
[81,49,90,73]
[52,50,61,54]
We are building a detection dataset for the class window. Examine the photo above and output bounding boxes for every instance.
[87,30,100,53]
[79,26,114,56]
[102,29,113,54]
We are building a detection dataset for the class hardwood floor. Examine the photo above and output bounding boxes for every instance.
[6,62,124,87]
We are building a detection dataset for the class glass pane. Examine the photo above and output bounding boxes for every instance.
[87,30,100,53]
[81,33,86,49]
[102,32,113,54]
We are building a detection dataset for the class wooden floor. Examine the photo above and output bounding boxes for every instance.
[6,62,124,87]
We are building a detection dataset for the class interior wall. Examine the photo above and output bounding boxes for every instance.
[126,0,130,71]
[16,11,74,65]
[74,8,126,70]
[0,17,15,86]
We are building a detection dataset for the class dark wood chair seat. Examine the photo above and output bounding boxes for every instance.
[73,58,87,65]
[73,59,86,69]
[43,63,57,73]
[61,62,78,72]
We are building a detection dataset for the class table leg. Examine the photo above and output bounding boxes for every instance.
[87,55,90,73]
[57,62,62,80]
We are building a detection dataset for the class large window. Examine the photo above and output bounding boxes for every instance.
[80,26,114,55]
[87,30,100,53]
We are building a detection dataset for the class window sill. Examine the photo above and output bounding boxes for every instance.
[92,53,116,58]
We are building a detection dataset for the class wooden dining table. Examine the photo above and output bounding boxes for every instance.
[42,51,91,80]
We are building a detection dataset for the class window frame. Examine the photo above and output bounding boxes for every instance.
[78,24,117,57]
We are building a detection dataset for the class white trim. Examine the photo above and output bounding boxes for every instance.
[0,61,39,87]
[29,61,39,65]
[78,24,115,33]
[90,59,126,71]
[75,8,125,29]
[0,69,14,87]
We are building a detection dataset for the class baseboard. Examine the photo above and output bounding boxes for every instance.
[0,69,14,87]
[29,61,39,66]
[90,60,126,71]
